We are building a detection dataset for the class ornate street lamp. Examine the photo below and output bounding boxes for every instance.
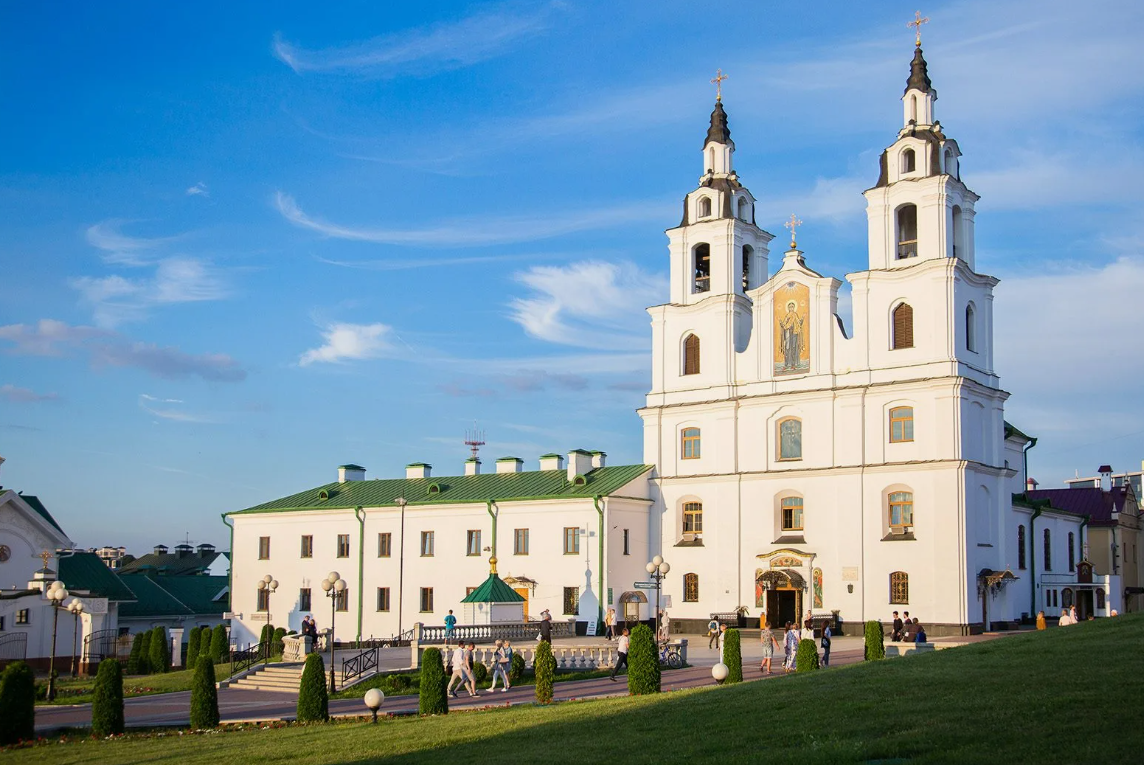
[257,574,278,664]
[67,600,85,677]
[645,555,671,642]
[321,571,347,693]
[46,581,68,700]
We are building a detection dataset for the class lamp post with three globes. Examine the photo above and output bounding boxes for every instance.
[322,571,347,692]
[645,555,671,642]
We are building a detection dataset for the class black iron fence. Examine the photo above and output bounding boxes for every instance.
[229,640,270,677]
[0,633,28,663]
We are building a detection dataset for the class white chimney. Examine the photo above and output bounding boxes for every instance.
[567,449,593,481]
[338,464,366,483]
[406,463,431,479]
[539,453,564,471]
[465,458,481,476]
[1099,465,1113,492]
[496,457,523,474]
[1026,477,1038,491]
[590,451,607,469]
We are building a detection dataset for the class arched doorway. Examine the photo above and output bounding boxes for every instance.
[756,569,804,628]
[618,591,647,628]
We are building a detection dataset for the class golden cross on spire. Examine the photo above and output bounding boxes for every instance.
[784,214,803,248]
[39,550,52,569]
[908,10,929,47]
[711,69,728,101]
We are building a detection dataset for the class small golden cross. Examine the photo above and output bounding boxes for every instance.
[711,69,728,101]
[908,10,930,47]
[784,214,803,248]
[39,550,52,569]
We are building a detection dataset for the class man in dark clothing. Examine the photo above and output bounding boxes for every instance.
[539,610,553,642]
[891,611,904,641]
[609,628,630,681]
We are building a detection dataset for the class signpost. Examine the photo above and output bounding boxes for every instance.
[634,582,657,590]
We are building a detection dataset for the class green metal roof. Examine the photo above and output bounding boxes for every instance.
[118,575,228,618]
[18,494,65,535]
[117,550,226,576]
[461,573,526,603]
[118,574,192,617]
[57,552,136,602]
[339,464,366,470]
[1003,421,1035,443]
[231,464,652,515]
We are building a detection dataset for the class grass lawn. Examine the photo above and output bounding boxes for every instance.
[35,658,280,705]
[14,615,1144,763]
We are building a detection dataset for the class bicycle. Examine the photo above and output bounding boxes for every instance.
[658,641,683,669]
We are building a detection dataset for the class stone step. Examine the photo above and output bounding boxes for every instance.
[231,677,301,689]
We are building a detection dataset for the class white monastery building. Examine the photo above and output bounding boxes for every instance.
[226,41,1124,645]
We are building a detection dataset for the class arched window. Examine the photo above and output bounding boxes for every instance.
[952,205,964,259]
[737,196,749,221]
[889,406,914,443]
[945,148,956,178]
[777,418,802,461]
[683,334,700,375]
[1044,529,1052,571]
[781,496,804,531]
[889,491,913,530]
[896,204,918,259]
[892,303,914,349]
[681,427,701,459]
[683,502,703,535]
[683,573,699,602]
[1018,524,1027,570]
[698,196,712,218]
[965,303,976,352]
[1061,587,1073,608]
[910,95,918,123]
[901,148,916,173]
[741,245,753,292]
[692,244,710,293]
[1068,532,1075,572]
[708,148,715,172]
[890,571,909,604]
[1097,588,1106,610]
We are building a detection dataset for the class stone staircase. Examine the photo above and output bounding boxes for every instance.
[225,663,305,693]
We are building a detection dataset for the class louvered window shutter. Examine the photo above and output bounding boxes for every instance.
[892,304,914,349]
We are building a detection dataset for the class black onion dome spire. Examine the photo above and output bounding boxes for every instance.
[905,46,932,94]
[704,99,731,147]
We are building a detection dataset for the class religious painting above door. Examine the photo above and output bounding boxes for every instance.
[773,281,810,375]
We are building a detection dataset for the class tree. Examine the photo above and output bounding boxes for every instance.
[864,620,885,661]
[149,626,170,674]
[189,656,220,729]
[126,632,145,675]
[138,629,153,674]
[626,624,660,695]
[0,661,35,745]
[91,658,125,736]
[210,624,230,664]
[796,638,820,672]
[509,652,526,685]
[259,623,275,651]
[272,627,287,657]
[186,626,201,671]
[534,641,556,704]
[723,628,743,683]
[418,648,448,716]
[296,653,329,723]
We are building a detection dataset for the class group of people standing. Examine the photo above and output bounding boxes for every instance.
[756,614,832,674]
[890,610,928,643]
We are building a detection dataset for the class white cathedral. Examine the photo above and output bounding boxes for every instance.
[226,42,1101,647]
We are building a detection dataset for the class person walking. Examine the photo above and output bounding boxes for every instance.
[489,639,511,692]
[783,622,798,672]
[444,609,457,642]
[820,622,833,667]
[707,619,720,649]
[539,610,553,643]
[759,621,780,674]
[446,643,468,698]
[891,611,903,641]
[464,641,478,696]
[605,607,616,641]
[610,628,630,681]
[717,623,728,662]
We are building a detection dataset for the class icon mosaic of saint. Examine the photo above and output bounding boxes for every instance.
[773,281,810,375]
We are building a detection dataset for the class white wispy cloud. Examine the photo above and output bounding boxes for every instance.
[140,393,184,404]
[85,220,180,267]
[0,319,246,382]
[72,256,231,328]
[299,322,394,366]
[276,192,670,248]
[137,393,216,423]
[186,182,209,197]
[0,384,61,403]
[272,2,559,77]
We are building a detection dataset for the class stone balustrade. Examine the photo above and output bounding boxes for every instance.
[430,643,619,670]
[416,619,575,645]
[282,634,313,662]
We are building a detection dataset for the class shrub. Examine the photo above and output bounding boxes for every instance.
[138,629,153,673]
[472,661,488,685]
[186,626,201,670]
[259,623,275,650]
[210,624,230,664]
[509,651,525,685]
[723,628,743,683]
[534,640,556,704]
[864,620,885,661]
[272,627,287,656]
[296,652,329,723]
[189,656,219,729]
[418,648,448,716]
[627,624,660,695]
[0,661,35,745]
[149,626,170,674]
[91,658,125,736]
[126,632,145,675]
[796,638,820,672]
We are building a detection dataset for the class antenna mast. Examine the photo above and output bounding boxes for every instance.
[464,425,486,461]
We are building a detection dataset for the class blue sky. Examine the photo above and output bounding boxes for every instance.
[2,0,1142,552]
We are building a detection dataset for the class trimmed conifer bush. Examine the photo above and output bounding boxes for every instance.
[509,651,525,685]
[210,624,229,664]
[189,656,220,729]
[259,623,274,650]
[149,626,170,674]
[0,661,35,745]
[138,629,153,673]
[796,638,820,672]
[418,648,448,716]
[186,626,201,670]
[91,658,125,736]
[626,623,660,695]
[296,652,329,723]
[534,640,556,704]
[724,628,743,683]
[126,632,145,674]
[472,661,488,685]
[864,620,885,661]
[272,627,287,656]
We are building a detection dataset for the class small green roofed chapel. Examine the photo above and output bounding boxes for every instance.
[460,557,525,625]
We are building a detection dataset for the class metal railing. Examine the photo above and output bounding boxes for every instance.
[0,633,28,662]
[229,640,270,677]
[83,629,128,664]
[341,644,379,684]
[418,620,574,644]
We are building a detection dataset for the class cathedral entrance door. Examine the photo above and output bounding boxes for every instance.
[766,589,799,628]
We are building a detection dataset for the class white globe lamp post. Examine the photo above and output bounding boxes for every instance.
[363,687,385,723]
